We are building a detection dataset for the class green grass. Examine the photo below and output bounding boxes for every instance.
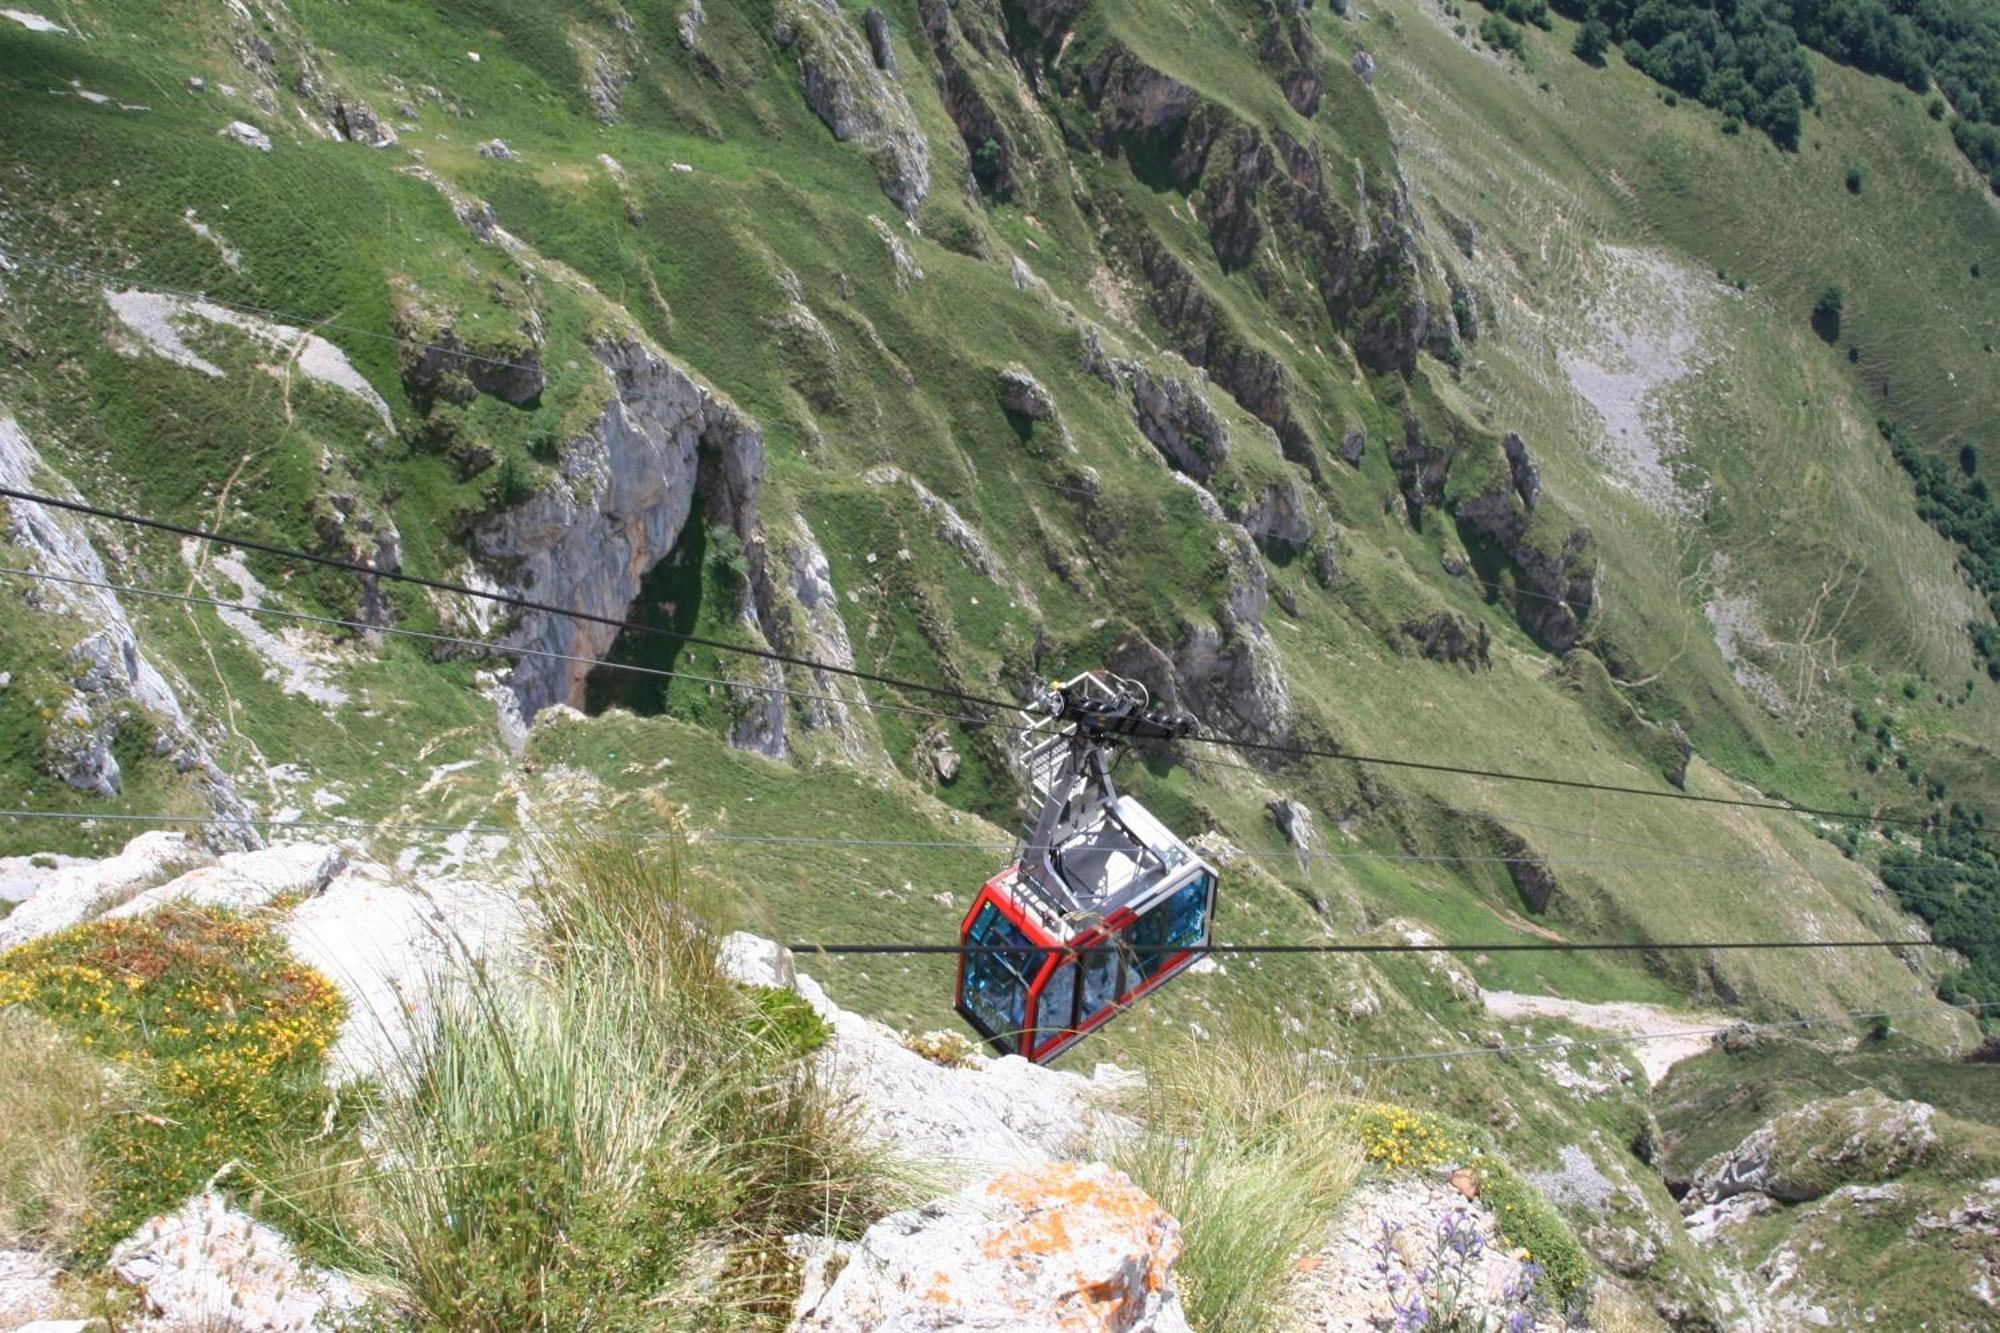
[350,832,907,1327]
[1110,1027,1365,1331]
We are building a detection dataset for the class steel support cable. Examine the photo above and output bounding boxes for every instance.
[783,937,1983,957]
[0,487,1963,829]
[1322,999,2000,1069]
[0,486,1026,714]
[0,564,1008,734]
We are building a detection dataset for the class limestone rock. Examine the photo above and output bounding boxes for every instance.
[476,137,514,159]
[781,0,930,215]
[997,363,1057,420]
[791,1162,1191,1332]
[1232,478,1314,552]
[285,862,527,1085]
[869,214,922,289]
[219,120,272,150]
[1,419,256,843]
[1502,432,1540,509]
[1351,51,1376,87]
[1684,1090,1941,1209]
[1267,796,1316,873]
[720,936,1132,1172]
[108,1192,361,1332]
[106,843,347,920]
[330,97,396,147]
[1125,363,1230,483]
[863,6,896,75]
[474,338,765,720]
[0,1248,65,1328]
[0,831,210,951]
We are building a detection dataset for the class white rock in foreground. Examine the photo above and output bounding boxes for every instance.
[285,862,527,1085]
[108,1192,361,1332]
[107,842,347,920]
[0,830,208,950]
[724,936,1133,1174]
[791,1161,1190,1332]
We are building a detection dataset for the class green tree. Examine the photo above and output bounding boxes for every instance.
[1573,18,1610,65]
[1812,284,1844,342]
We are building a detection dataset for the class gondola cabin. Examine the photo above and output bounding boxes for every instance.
[954,671,1219,1063]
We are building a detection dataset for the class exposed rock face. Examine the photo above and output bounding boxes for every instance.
[0,419,257,846]
[868,214,922,289]
[1684,1090,1941,1209]
[780,0,931,215]
[721,935,1137,1172]
[396,319,544,408]
[791,1162,1191,1332]
[998,363,1057,420]
[1267,796,1316,872]
[108,1192,362,1332]
[286,860,527,1085]
[1255,0,1326,116]
[329,96,396,147]
[1105,530,1291,745]
[219,120,272,151]
[863,6,896,75]
[1232,477,1314,552]
[1123,361,1229,482]
[474,339,766,720]
[760,513,868,758]
[0,831,209,951]
[1396,611,1491,669]
[1503,431,1540,509]
[105,843,347,921]
[920,0,1018,199]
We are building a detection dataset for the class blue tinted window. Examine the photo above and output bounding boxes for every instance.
[1079,945,1121,1022]
[1035,962,1077,1044]
[962,903,1036,1045]
[1130,874,1211,981]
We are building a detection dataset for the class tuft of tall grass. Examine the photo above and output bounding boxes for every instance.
[0,1008,115,1251]
[357,832,904,1328]
[1108,1026,1363,1333]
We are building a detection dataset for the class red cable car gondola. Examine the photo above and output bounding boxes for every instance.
[955,672,1218,1064]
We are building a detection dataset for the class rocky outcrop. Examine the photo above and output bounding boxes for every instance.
[757,513,869,758]
[1231,477,1315,552]
[920,1,1019,199]
[722,932,1137,1171]
[108,1192,362,1332]
[1105,530,1291,745]
[1396,611,1491,669]
[287,859,527,1085]
[998,363,1057,420]
[1123,361,1230,483]
[473,339,766,720]
[791,1162,1191,1332]
[395,318,545,409]
[1684,1090,1941,1209]
[778,0,931,215]
[1267,796,1316,873]
[1255,0,1326,116]
[0,831,208,951]
[0,419,257,846]
[1503,431,1540,509]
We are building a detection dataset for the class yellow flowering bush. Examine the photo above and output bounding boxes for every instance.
[1342,1101,1471,1172]
[0,903,345,1259]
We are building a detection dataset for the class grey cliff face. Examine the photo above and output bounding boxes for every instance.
[475,340,766,721]
[0,417,258,847]
[781,0,931,215]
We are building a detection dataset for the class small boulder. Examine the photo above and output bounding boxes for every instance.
[1267,797,1317,873]
[219,120,272,151]
[1352,51,1376,87]
[997,364,1057,420]
[477,137,515,160]
[109,1192,361,1332]
[863,6,896,75]
[792,1161,1191,1332]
